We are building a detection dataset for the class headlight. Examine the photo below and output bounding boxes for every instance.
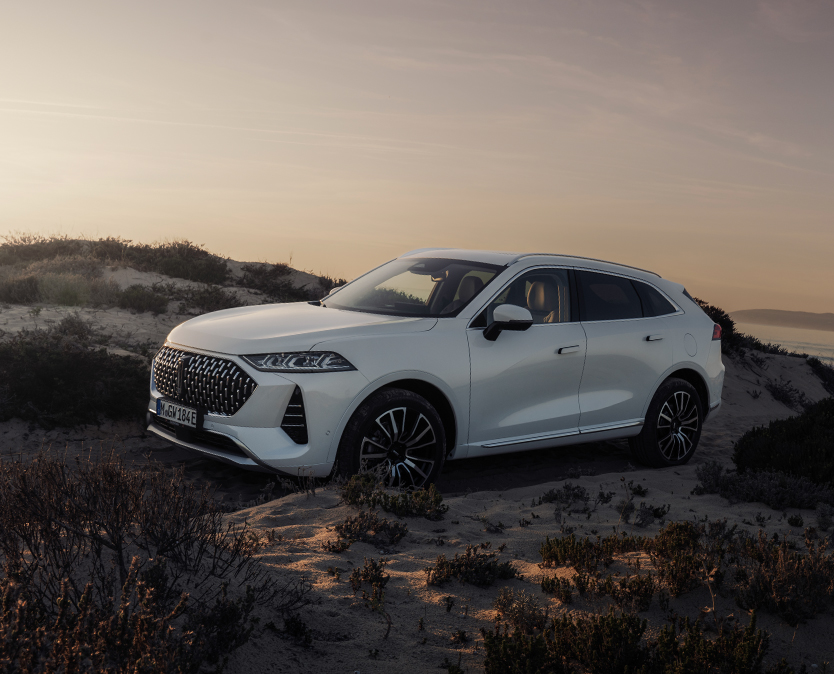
[241,351,356,373]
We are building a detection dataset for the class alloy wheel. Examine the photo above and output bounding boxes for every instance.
[656,391,699,461]
[359,406,439,489]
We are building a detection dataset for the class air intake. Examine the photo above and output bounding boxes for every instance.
[281,386,308,444]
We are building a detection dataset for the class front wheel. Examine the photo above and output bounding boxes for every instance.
[629,378,703,467]
[335,388,446,489]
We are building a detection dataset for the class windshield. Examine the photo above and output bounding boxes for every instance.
[323,258,502,317]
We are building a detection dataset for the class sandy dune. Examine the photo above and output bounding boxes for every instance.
[2,262,833,671]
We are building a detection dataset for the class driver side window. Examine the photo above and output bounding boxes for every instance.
[480,268,572,325]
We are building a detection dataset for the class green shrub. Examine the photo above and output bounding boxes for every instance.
[425,543,519,587]
[118,284,170,314]
[0,324,149,427]
[733,397,834,485]
[341,473,449,520]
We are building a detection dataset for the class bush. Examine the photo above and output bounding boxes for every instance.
[341,473,449,520]
[694,297,791,356]
[0,274,40,303]
[492,588,548,634]
[0,234,229,284]
[118,284,170,314]
[0,452,308,673]
[482,611,791,674]
[240,262,313,302]
[808,357,834,395]
[0,323,149,427]
[733,397,834,485]
[425,543,519,587]
[179,284,243,313]
[326,509,408,549]
[24,255,104,278]
[694,460,834,510]
[736,531,834,626]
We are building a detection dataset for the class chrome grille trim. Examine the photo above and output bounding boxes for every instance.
[153,346,257,416]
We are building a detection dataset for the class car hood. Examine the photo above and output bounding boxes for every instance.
[166,302,437,354]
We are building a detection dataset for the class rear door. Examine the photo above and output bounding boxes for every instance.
[576,270,674,431]
[466,267,587,454]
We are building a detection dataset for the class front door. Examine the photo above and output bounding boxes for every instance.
[466,267,587,455]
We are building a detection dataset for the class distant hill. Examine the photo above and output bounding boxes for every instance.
[732,309,834,333]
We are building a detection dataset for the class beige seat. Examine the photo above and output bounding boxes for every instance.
[441,275,484,314]
[527,281,569,323]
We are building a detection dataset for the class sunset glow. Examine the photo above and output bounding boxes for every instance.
[2,1,833,312]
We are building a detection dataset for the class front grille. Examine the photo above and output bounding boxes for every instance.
[154,417,248,457]
[281,386,308,444]
[153,346,257,416]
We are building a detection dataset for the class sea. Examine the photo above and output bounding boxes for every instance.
[735,322,834,366]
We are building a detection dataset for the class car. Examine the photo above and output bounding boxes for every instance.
[146,248,724,488]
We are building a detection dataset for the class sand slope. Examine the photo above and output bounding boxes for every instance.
[2,261,833,671]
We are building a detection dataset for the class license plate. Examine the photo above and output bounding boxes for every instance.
[156,399,198,429]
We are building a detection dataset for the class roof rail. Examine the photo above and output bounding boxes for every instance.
[511,253,660,278]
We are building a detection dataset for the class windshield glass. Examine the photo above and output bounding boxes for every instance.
[323,258,502,317]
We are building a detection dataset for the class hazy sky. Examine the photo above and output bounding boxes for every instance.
[2,1,833,312]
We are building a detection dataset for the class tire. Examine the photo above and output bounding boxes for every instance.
[335,388,447,489]
[629,378,703,467]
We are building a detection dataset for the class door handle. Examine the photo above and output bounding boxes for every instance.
[646,334,663,341]
[558,345,580,354]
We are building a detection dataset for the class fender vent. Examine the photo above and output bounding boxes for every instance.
[281,386,308,444]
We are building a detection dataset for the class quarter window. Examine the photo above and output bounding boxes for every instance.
[577,271,643,322]
[634,281,677,317]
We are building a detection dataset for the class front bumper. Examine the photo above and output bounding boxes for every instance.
[147,347,369,477]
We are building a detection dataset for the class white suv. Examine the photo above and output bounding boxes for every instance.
[147,249,724,487]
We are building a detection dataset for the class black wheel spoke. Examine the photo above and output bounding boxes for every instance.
[359,406,439,489]
[656,389,698,462]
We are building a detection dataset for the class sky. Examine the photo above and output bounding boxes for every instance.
[1,1,833,313]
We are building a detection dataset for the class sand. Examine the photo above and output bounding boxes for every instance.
[1,263,833,671]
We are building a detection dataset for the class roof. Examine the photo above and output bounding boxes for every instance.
[399,248,661,278]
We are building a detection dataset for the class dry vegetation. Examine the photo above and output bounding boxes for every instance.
[2,237,834,671]
[0,452,311,673]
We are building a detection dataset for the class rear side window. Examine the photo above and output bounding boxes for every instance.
[634,281,677,317]
[577,271,642,321]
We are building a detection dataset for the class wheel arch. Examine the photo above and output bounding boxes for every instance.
[663,367,710,415]
[328,372,461,464]
[379,378,458,456]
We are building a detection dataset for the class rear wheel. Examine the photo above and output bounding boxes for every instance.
[335,388,446,489]
[629,378,703,467]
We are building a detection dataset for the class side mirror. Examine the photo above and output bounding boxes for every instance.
[483,304,534,341]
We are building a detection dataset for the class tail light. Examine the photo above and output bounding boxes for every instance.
[712,323,722,340]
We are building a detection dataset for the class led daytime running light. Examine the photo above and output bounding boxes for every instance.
[242,351,355,373]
